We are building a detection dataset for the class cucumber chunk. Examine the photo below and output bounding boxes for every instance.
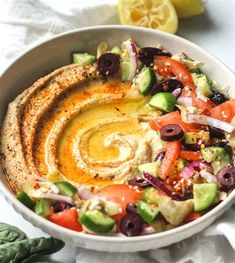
[137,162,159,177]
[97,41,108,58]
[201,147,226,163]
[17,191,36,209]
[192,73,212,97]
[212,158,231,174]
[184,131,210,144]
[79,210,116,234]
[149,92,176,112]
[201,147,231,173]
[150,217,166,232]
[189,68,202,74]
[72,53,96,66]
[137,201,159,224]
[22,181,54,199]
[120,61,132,82]
[111,46,122,56]
[173,158,187,173]
[35,199,52,217]
[138,61,144,72]
[135,67,156,95]
[104,201,121,216]
[193,183,217,212]
[54,181,77,197]
[142,187,159,205]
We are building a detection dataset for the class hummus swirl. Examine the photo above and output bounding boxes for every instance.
[1,64,162,192]
[72,120,151,180]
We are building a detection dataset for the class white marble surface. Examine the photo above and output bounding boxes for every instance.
[0,0,234,262]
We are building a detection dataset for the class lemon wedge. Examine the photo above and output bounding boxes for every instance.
[118,0,178,34]
[171,0,205,18]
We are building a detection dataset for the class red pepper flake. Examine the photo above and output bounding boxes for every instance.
[33,182,40,190]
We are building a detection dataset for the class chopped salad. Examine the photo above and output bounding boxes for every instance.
[17,39,235,237]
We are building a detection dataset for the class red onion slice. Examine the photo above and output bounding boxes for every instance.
[33,175,48,182]
[130,40,138,70]
[77,185,92,200]
[181,166,195,179]
[176,96,193,107]
[181,161,211,179]
[121,39,138,80]
[42,193,73,204]
[200,170,217,183]
[187,114,235,133]
[141,226,156,235]
[143,172,180,200]
[172,88,182,97]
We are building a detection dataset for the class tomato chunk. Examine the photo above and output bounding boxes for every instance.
[181,83,196,97]
[98,184,141,211]
[184,212,201,223]
[196,97,216,114]
[159,141,180,179]
[154,56,193,84]
[153,57,217,114]
[182,83,216,114]
[210,99,235,122]
[179,150,201,161]
[99,184,142,224]
[150,111,200,132]
[48,207,82,232]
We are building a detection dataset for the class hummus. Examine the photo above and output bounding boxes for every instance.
[1,64,162,193]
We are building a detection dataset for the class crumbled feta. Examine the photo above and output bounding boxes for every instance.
[218,191,228,201]
[200,170,217,183]
[172,53,204,70]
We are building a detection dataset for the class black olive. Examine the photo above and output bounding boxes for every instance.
[209,90,229,105]
[150,79,183,96]
[182,142,201,151]
[97,53,120,76]
[209,126,225,139]
[52,201,73,213]
[154,151,166,162]
[218,141,229,148]
[201,203,219,215]
[160,124,184,141]
[128,178,151,188]
[120,213,144,236]
[224,145,233,159]
[217,166,235,189]
[138,47,171,66]
[207,139,228,149]
[177,188,193,201]
[126,202,138,214]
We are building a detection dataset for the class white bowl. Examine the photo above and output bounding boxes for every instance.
[0,25,235,252]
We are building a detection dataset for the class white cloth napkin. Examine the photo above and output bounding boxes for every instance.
[0,0,235,262]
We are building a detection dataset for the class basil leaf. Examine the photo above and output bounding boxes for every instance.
[0,237,64,263]
[0,223,27,245]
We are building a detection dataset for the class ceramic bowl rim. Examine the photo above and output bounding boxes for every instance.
[0,25,234,243]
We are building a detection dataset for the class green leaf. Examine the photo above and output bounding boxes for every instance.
[0,237,64,263]
[0,223,27,245]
